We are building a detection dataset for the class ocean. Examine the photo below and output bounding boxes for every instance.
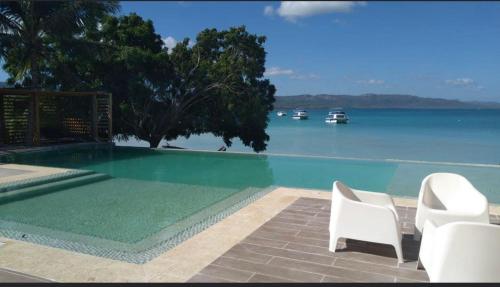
[119,109,500,165]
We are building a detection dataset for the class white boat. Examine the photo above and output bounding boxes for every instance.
[292,109,308,120]
[325,110,348,124]
[277,111,287,117]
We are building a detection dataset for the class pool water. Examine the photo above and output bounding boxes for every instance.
[1,146,499,263]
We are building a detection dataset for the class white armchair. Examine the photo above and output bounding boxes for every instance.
[414,173,489,240]
[329,181,404,263]
[419,221,500,282]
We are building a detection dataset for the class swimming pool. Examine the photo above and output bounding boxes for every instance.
[1,145,499,263]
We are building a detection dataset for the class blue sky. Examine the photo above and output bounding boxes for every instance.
[2,1,500,101]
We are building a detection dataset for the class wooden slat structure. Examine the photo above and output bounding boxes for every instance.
[0,89,112,146]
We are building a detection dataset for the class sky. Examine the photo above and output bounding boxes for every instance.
[2,1,500,102]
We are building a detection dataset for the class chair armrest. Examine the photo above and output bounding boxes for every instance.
[352,189,396,207]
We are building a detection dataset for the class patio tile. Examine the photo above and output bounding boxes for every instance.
[269,257,395,282]
[199,264,253,282]
[212,256,323,282]
[187,274,232,283]
[222,245,273,264]
[238,242,335,265]
[247,273,296,283]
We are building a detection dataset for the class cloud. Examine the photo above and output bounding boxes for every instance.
[162,36,177,53]
[272,1,365,21]
[264,67,319,80]
[264,67,294,76]
[264,5,274,16]
[445,78,475,87]
[444,78,484,90]
[356,79,385,85]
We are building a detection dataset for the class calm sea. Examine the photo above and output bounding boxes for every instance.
[120,109,500,165]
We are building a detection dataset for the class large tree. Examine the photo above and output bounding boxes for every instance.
[1,8,276,152]
[80,14,275,151]
[0,0,118,89]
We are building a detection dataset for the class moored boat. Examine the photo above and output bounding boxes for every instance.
[325,110,348,124]
[292,109,308,120]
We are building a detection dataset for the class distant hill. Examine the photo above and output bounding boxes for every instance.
[274,94,500,109]
[0,81,6,88]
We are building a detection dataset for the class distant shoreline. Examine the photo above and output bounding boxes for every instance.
[274,94,500,110]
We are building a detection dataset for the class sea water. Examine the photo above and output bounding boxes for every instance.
[121,109,500,165]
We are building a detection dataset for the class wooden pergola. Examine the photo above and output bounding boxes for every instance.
[0,88,112,146]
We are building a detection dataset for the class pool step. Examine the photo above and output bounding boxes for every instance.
[0,173,111,204]
[0,170,95,193]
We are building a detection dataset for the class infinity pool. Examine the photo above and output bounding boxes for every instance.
[0,146,499,263]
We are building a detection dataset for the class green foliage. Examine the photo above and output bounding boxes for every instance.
[81,15,276,151]
[0,0,118,88]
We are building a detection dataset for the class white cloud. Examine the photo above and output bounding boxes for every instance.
[264,67,319,80]
[162,36,177,53]
[264,5,274,16]
[445,78,475,87]
[356,79,385,85]
[274,1,365,21]
[264,67,294,76]
[445,78,484,90]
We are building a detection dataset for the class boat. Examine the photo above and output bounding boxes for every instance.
[292,109,308,120]
[325,110,348,124]
[277,111,287,117]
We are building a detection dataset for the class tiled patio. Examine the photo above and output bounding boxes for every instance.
[189,197,500,283]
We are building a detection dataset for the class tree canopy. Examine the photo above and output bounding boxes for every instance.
[0,6,276,152]
[0,0,118,88]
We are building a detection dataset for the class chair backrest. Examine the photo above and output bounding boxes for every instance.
[332,181,360,202]
[422,173,487,212]
[433,222,500,282]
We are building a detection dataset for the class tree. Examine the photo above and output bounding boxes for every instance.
[0,0,118,89]
[82,14,275,151]
[2,7,276,152]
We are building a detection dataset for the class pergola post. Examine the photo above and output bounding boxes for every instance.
[0,94,4,145]
[107,93,112,142]
[31,93,40,146]
[91,94,98,141]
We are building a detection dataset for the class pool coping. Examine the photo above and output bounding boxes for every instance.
[1,186,499,282]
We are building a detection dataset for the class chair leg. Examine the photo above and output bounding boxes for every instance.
[329,235,339,253]
[416,256,424,270]
[413,226,422,241]
[394,241,404,264]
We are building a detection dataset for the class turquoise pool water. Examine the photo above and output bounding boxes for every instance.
[1,146,500,262]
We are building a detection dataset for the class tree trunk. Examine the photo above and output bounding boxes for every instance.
[30,59,40,89]
[149,136,162,148]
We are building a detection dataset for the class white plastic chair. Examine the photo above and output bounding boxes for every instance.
[329,181,404,263]
[414,173,490,240]
[419,221,500,282]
